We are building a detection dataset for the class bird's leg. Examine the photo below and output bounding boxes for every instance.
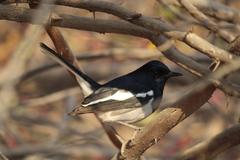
[120,139,132,157]
[114,131,125,144]
[116,121,142,131]
[104,122,125,143]
[104,122,132,157]
[105,121,143,156]
[115,121,143,156]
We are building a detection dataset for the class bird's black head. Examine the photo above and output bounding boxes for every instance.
[136,60,182,81]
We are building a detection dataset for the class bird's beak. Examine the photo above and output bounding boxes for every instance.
[167,71,183,78]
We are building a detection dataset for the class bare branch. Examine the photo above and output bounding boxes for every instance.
[229,36,240,56]
[47,0,237,61]
[121,84,215,159]
[3,4,237,98]
[0,1,239,159]
[174,124,240,160]
[178,0,235,42]
[158,0,240,23]
[6,0,240,23]
[0,0,53,120]
[0,1,237,62]
[21,87,80,107]
[154,36,240,97]
[2,4,236,97]
[0,143,113,159]
[121,56,240,159]
[0,152,8,160]
[165,31,234,62]
[0,1,238,96]
[0,5,159,41]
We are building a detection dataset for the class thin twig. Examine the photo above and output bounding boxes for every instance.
[158,0,240,23]
[178,0,235,42]
[21,87,80,107]
[0,152,8,160]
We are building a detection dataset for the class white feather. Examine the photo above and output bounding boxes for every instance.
[82,90,134,106]
[136,90,154,98]
[98,98,154,123]
[78,80,93,96]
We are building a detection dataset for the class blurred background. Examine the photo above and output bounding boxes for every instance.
[0,0,240,159]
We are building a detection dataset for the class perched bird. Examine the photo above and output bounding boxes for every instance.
[40,43,182,127]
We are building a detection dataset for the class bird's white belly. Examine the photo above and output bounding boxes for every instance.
[98,99,153,123]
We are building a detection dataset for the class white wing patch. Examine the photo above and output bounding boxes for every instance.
[98,98,154,123]
[82,90,134,107]
[136,90,154,98]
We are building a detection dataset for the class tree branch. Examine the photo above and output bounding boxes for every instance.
[121,84,215,159]
[174,124,240,160]
[120,53,240,158]
[0,5,158,41]
[158,0,240,23]
[0,2,238,98]
[0,1,239,159]
[178,0,235,42]
[0,1,237,62]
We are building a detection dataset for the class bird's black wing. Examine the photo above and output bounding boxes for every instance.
[69,85,154,115]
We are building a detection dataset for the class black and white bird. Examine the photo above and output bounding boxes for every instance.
[40,43,182,126]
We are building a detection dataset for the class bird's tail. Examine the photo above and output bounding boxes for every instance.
[68,106,94,116]
[40,43,100,90]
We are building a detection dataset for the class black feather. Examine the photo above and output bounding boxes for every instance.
[40,43,101,90]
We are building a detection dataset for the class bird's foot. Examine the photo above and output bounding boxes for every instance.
[120,139,132,157]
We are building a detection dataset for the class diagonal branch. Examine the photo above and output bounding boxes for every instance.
[178,0,235,42]
[121,84,215,159]
[121,55,240,159]
[174,124,240,160]
[158,0,240,23]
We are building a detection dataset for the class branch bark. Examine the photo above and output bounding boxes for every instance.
[0,1,239,159]
[158,0,240,23]
[0,5,158,41]
[0,4,239,97]
[120,55,240,159]
[178,0,235,42]
[0,0,237,62]
[174,124,240,160]
[121,84,215,159]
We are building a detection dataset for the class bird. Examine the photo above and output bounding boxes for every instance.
[40,43,182,128]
